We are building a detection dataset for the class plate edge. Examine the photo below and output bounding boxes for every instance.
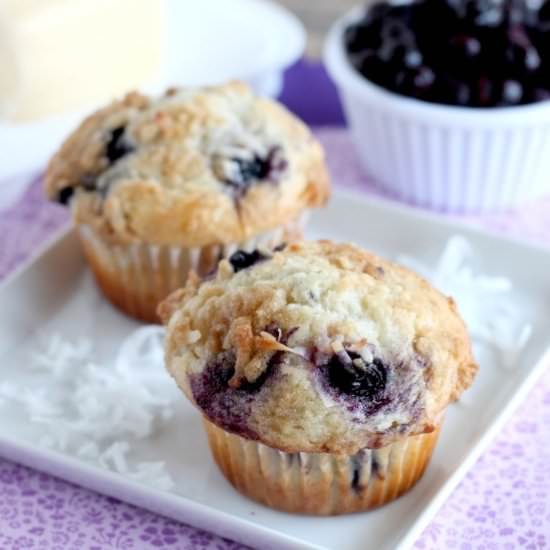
[394,346,550,550]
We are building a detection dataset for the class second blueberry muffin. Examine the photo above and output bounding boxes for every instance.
[160,241,478,515]
[44,82,330,322]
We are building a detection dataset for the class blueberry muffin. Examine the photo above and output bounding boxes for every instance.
[44,82,330,322]
[160,240,478,515]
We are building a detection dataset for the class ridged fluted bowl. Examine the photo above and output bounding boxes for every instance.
[324,6,550,213]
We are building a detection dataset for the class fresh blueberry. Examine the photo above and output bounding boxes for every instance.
[356,53,395,88]
[501,79,523,105]
[450,34,481,58]
[452,81,472,105]
[345,22,382,53]
[366,2,392,24]
[506,25,540,71]
[380,18,415,47]
[476,3,505,28]
[228,249,269,273]
[476,76,497,106]
[455,0,505,28]
[530,87,550,102]
[395,66,436,99]
[429,74,471,105]
[404,49,423,69]
[537,1,550,31]
[344,0,550,108]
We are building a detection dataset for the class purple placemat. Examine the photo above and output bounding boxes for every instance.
[1,129,550,550]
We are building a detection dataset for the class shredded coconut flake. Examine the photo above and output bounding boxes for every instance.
[77,441,100,460]
[30,333,92,377]
[398,235,532,369]
[99,441,131,473]
[126,462,175,492]
[1,326,176,492]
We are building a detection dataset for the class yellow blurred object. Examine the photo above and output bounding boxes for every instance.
[0,0,164,122]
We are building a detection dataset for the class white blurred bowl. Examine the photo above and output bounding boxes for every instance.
[0,0,305,206]
[324,6,550,213]
[161,0,305,98]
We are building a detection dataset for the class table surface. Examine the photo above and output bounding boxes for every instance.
[1,64,550,550]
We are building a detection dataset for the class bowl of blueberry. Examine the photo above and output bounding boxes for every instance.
[324,0,550,212]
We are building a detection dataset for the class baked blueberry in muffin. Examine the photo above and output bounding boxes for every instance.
[160,240,477,514]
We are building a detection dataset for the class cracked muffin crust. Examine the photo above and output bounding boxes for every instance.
[161,240,478,455]
[44,81,330,247]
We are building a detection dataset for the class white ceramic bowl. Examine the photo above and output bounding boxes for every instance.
[162,0,305,98]
[324,6,550,213]
[0,0,305,208]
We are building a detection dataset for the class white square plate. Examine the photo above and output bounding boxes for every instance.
[1,190,549,550]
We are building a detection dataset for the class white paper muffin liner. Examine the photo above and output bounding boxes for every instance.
[325,8,550,213]
[204,418,441,515]
[78,213,307,322]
